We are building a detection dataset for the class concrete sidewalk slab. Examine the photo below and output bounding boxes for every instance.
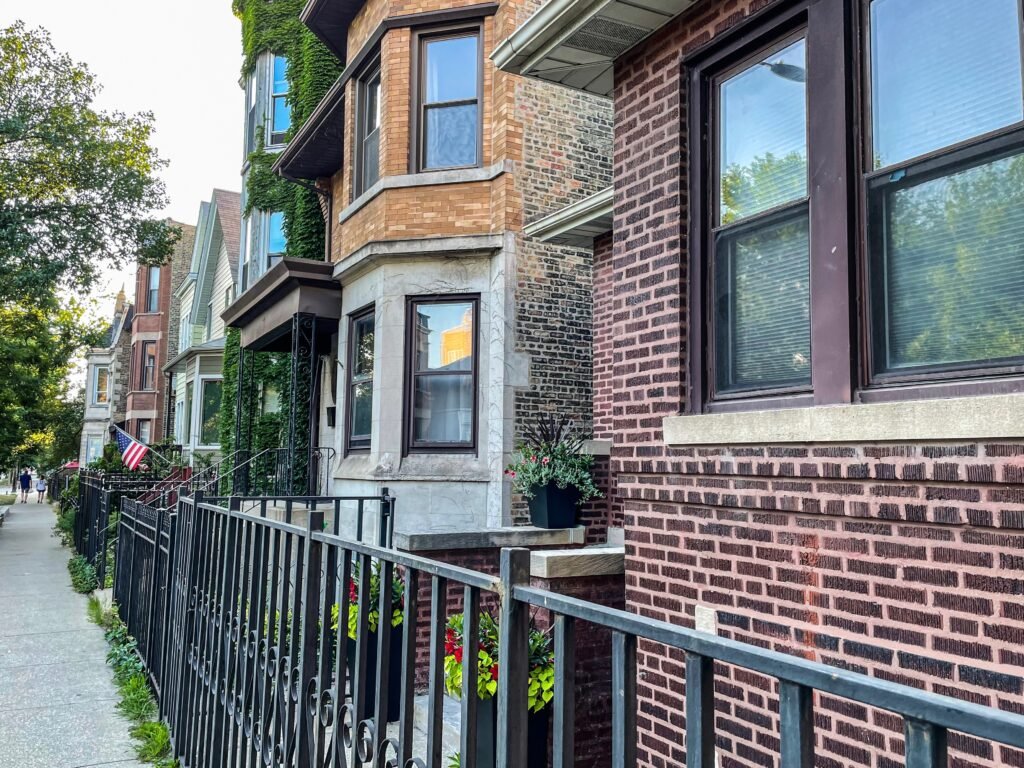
[0,501,144,768]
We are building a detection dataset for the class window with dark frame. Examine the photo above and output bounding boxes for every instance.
[355,62,382,197]
[146,266,160,312]
[690,0,1023,413]
[347,308,375,452]
[268,211,287,266]
[141,342,157,391]
[415,28,481,171]
[405,296,478,452]
[270,54,291,145]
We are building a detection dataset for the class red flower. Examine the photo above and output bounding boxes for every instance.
[454,647,464,663]
[491,664,499,680]
[348,580,358,602]
[541,457,550,465]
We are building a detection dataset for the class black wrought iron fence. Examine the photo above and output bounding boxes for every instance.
[113,491,1024,768]
[75,470,164,585]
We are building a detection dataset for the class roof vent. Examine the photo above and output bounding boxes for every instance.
[563,15,649,58]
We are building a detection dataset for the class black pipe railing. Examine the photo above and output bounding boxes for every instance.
[113,493,1024,768]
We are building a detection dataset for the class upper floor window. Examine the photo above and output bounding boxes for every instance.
[405,296,478,452]
[347,307,375,452]
[206,301,213,341]
[691,0,1024,411]
[270,55,291,145]
[141,341,157,391]
[138,419,151,445]
[268,211,287,266]
[245,73,258,156]
[416,29,480,171]
[224,287,232,309]
[92,366,109,405]
[355,63,382,196]
[146,266,160,312]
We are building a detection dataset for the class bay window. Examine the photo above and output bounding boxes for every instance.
[690,0,1023,411]
[415,28,481,171]
[347,308,375,452]
[406,296,478,451]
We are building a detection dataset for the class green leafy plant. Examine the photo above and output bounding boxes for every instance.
[131,721,171,761]
[504,415,601,504]
[329,561,405,640]
[118,673,158,722]
[68,554,98,593]
[443,611,555,713]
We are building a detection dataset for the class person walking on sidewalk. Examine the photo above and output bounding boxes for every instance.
[19,469,31,503]
[35,476,46,503]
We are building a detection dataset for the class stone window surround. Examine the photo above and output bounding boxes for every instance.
[663,392,1024,446]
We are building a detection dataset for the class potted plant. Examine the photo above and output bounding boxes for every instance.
[444,610,555,768]
[330,560,404,721]
[505,416,601,529]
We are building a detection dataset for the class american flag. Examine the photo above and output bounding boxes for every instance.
[115,428,149,470]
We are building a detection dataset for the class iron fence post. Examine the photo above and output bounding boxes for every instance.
[496,547,530,768]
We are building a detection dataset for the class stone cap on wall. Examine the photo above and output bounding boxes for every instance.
[530,545,625,579]
[394,525,586,552]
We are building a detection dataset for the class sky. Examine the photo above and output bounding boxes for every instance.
[6,0,245,315]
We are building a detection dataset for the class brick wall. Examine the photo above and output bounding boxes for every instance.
[166,222,196,440]
[510,73,613,524]
[605,1,1024,767]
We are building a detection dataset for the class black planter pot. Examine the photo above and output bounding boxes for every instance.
[472,698,550,768]
[527,483,581,529]
[346,623,403,722]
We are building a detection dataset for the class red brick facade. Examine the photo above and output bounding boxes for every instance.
[601,1,1024,767]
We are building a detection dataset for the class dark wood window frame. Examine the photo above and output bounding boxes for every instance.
[141,341,157,391]
[354,57,383,199]
[403,294,480,455]
[346,305,375,454]
[686,0,1024,414]
[409,23,484,174]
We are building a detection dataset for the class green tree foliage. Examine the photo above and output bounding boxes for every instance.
[0,22,178,304]
[0,299,104,470]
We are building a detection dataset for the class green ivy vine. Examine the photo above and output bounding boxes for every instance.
[221,1,342,463]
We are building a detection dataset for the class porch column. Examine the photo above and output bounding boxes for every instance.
[288,312,320,495]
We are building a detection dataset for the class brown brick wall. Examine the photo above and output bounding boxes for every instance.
[605,1,1024,766]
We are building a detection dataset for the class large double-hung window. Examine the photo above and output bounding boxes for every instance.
[416,28,481,171]
[692,0,1024,411]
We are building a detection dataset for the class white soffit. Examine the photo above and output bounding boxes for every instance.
[493,0,701,96]
[524,186,614,247]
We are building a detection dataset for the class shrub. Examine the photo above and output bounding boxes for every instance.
[68,554,98,593]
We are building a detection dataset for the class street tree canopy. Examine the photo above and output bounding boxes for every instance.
[0,21,178,303]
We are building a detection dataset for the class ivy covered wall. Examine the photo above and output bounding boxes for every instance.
[219,0,342,459]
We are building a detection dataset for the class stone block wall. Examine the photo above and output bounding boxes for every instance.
[604,0,1024,766]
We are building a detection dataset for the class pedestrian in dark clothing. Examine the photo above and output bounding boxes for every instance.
[19,469,31,503]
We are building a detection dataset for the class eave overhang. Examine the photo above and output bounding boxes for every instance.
[524,186,613,247]
[222,258,341,352]
[301,0,364,60]
[274,75,346,182]
[492,0,701,96]
[162,337,226,373]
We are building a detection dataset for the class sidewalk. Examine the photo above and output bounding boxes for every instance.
[0,501,144,768]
